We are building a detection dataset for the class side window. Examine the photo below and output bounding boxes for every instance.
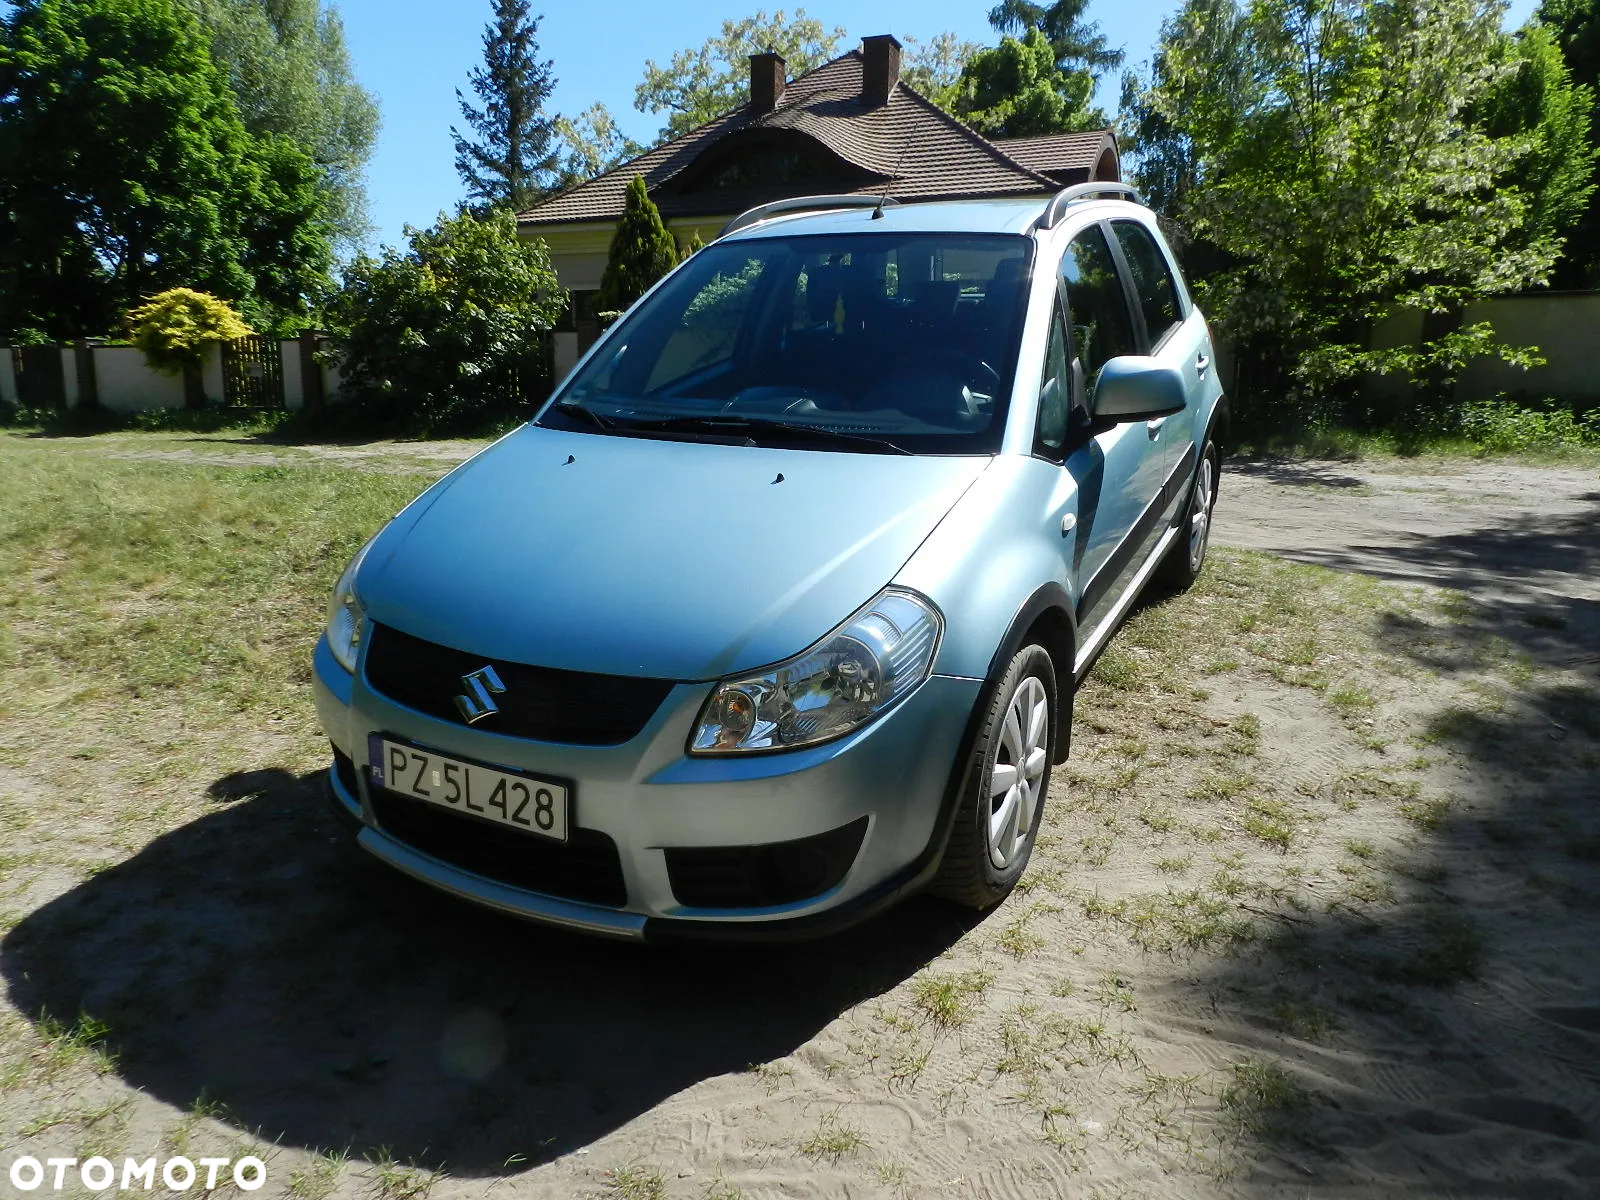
[1112,221,1183,349]
[1059,225,1137,399]
[1035,300,1069,456]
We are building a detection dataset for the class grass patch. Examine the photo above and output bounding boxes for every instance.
[366,1152,436,1200]
[285,1149,348,1200]
[910,970,994,1028]
[1272,1001,1335,1042]
[33,1010,116,1080]
[601,1164,667,1200]
[997,912,1046,959]
[1400,796,1452,832]
[1243,797,1296,850]
[1378,911,1487,986]
[1220,1059,1306,1133]
[798,1111,865,1161]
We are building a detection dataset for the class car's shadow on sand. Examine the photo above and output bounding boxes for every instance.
[1,771,978,1176]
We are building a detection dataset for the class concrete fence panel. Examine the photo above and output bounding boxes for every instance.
[93,346,187,412]
[199,342,225,404]
[0,351,17,408]
[60,346,80,408]
[1456,294,1600,404]
[281,340,304,411]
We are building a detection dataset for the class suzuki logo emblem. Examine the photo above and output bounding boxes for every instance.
[454,665,506,724]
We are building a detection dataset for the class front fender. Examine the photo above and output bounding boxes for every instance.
[896,456,1079,681]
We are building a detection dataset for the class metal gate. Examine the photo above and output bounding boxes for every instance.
[221,335,285,408]
[16,345,66,409]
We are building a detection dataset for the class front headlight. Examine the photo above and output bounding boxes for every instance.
[325,535,377,673]
[691,588,943,755]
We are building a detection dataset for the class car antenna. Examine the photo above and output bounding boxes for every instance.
[871,97,919,219]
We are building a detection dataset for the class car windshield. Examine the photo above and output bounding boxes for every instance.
[544,232,1034,454]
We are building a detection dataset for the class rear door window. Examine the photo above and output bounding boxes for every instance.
[1111,221,1184,350]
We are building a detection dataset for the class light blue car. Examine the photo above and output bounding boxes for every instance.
[313,185,1226,941]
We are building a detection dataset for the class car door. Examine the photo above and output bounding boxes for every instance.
[1056,223,1166,637]
[1110,218,1212,503]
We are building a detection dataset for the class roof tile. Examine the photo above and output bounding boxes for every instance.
[519,49,1115,228]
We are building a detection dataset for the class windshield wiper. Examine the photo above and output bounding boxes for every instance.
[546,401,616,430]
[623,415,913,455]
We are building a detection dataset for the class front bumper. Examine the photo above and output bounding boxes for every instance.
[313,634,980,940]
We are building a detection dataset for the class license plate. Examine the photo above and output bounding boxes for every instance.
[369,736,569,842]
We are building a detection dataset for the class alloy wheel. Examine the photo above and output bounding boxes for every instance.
[1188,455,1214,571]
[987,676,1049,869]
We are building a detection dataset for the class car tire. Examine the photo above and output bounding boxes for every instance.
[931,644,1057,910]
[1158,437,1220,590]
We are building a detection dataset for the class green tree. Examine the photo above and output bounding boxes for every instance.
[0,0,330,338]
[452,0,558,211]
[987,0,1125,74]
[326,208,566,428]
[1134,0,1568,430]
[1537,0,1600,285]
[597,176,678,314]
[634,9,846,143]
[952,27,1104,137]
[902,32,985,109]
[179,0,380,249]
[1476,23,1597,268]
[1119,0,1257,214]
[551,102,645,189]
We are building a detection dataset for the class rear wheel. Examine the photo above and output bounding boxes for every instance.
[1158,438,1219,589]
[932,644,1057,909]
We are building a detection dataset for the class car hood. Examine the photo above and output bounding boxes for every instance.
[361,426,990,680]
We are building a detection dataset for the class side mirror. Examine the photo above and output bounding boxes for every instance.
[1091,356,1187,422]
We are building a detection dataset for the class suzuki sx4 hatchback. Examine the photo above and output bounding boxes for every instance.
[313,188,1226,940]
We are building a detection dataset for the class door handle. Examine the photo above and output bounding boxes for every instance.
[1146,418,1166,438]
[1196,353,1211,376]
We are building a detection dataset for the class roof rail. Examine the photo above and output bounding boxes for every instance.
[720,195,899,238]
[1037,182,1143,230]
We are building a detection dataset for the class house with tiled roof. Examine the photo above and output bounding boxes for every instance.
[518,35,1120,375]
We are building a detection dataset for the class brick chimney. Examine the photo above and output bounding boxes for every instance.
[749,51,786,112]
[861,34,902,107]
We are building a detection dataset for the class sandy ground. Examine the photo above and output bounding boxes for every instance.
[1213,454,1600,682]
[2,440,1598,1199]
[1214,456,1600,607]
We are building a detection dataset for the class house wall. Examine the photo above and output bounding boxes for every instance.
[527,217,734,384]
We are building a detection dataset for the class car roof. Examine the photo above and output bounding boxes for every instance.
[718,196,1051,241]
[716,194,1153,244]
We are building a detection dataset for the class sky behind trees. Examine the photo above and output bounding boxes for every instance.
[187,0,1538,248]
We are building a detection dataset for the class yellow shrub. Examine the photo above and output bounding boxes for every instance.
[126,288,252,374]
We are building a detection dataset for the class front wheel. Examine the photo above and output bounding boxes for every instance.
[931,644,1057,910]
[1158,438,1219,589]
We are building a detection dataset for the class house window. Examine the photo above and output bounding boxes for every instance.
[686,141,833,192]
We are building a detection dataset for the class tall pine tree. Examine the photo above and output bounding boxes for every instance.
[452,0,558,211]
